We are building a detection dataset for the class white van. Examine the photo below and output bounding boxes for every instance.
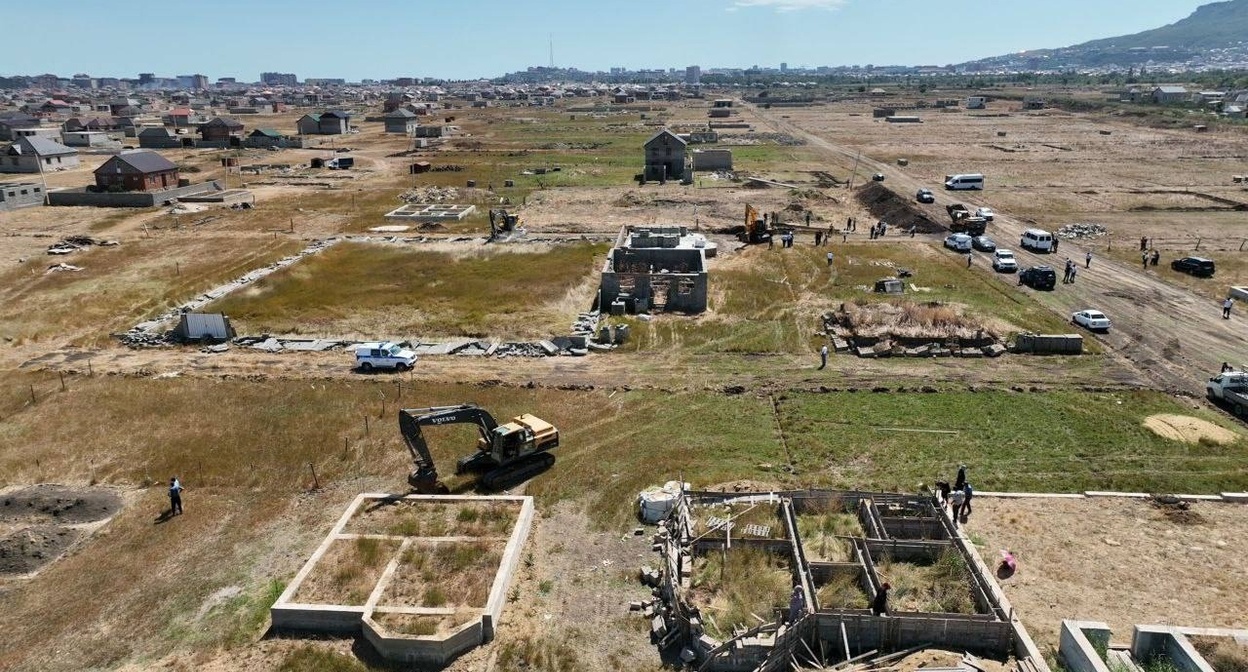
[944,173,985,190]
[1020,228,1055,253]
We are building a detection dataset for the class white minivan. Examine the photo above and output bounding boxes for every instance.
[944,173,985,190]
[1020,228,1055,253]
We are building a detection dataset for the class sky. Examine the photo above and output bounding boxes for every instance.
[3,0,1213,81]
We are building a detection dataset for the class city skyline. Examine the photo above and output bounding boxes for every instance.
[2,0,1211,81]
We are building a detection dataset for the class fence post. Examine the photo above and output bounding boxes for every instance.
[1196,237,1202,251]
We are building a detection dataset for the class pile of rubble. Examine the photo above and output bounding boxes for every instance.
[1057,222,1109,239]
[45,263,83,273]
[399,186,459,203]
[47,235,119,255]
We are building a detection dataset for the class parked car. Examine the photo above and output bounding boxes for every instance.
[1171,256,1215,278]
[975,206,995,221]
[872,172,885,182]
[972,235,997,252]
[1019,265,1057,290]
[1072,309,1112,332]
[992,249,1018,273]
[944,233,973,252]
[915,188,935,204]
[355,341,417,372]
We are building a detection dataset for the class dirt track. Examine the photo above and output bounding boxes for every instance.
[749,102,1248,396]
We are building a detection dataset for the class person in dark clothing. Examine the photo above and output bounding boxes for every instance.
[954,464,967,491]
[935,480,952,509]
[169,476,184,516]
[872,582,891,616]
[959,483,973,520]
[1152,250,1160,266]
[1222,362,1234,373]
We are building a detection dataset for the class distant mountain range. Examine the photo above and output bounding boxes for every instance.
[959,0,1248,72]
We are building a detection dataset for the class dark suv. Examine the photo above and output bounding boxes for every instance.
[1171,256,1215,278]
[1019,265,1057,290]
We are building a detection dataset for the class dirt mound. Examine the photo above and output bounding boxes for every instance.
[1142,414,1238,445]
[1,485,122,524]
[855,182,942,233]
[0,525,80,576]
[1150,495,1207,525]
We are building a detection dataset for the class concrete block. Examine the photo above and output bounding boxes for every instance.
[1221,492,1248,503]
[537,340,559,355]
[1085,491,1149,498]
[983,344,1007,357]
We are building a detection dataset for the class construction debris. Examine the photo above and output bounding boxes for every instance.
[45,262,83,273]
[399,186,460,203]
[1057,223,1109,239]
[47,235,119,255]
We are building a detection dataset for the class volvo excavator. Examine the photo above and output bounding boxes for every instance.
[399,404,560,493]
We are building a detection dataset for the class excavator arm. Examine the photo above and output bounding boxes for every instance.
[397,404,500,493]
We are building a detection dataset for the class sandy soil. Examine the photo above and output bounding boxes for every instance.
[1143,414,1240,444]
[965,497,1248,649]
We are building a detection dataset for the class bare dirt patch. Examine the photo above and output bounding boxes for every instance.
[344,498,517,538]
[1143,414,1238,445]
[0,525,79,576]
[965,497,1248,649]
[0,484,122,524]
[293,537,401,606]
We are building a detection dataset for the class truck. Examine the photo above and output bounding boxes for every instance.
[1206,371,1248,417]
[399,404,560,493]
[946,204,987,236]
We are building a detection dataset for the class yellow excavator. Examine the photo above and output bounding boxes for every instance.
[399,404,559,493]
[740,204,772,244]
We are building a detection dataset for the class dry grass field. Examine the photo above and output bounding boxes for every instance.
[3,88,1248,671]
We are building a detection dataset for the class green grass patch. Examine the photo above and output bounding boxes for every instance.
[779,389,1248,493]
[210,241,608,338]
[277,645,377,672]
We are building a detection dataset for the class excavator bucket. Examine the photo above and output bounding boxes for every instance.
[409,469,449,495]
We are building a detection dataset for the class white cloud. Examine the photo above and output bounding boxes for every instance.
[731,0,847,11]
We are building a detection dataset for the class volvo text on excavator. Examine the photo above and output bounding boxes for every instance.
[399,404,560,493]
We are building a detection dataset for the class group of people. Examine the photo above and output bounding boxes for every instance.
[1141,249,1161,269]
[935,464,973,523]
[1062,258,1079,284]
[868,220,888,239]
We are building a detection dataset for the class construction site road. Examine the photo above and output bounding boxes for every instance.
[747,101,1248,397]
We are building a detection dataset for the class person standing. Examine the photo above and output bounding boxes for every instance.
[827,251,835,267]
[819,344,829,370]
[959,482,973,520]
[1085,251,1093,268]
[788,584,806,624]
[954,464,967,491]
[1223,297,1234,319]
[1142,252,1149,270]
[872,582,891,616]
[935,480,952,510]
[966,252,973,268]
[1069,266,1077,284]
[815,230,822,246]
[169,477,184,516]
[806,211,812,227]
[1052,238,1059,253]
[1152,249,1160,266]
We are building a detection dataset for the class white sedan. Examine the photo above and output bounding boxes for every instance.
[944,233,973,252]
[1072,309,1112,332]
[975,207,996,221]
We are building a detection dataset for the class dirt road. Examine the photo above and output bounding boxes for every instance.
[749,102,1248,395]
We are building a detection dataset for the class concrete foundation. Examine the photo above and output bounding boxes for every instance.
[384,203,476,221]
[271,493,534,666]
[650,488,1046,672]
[1060,620,1248,672]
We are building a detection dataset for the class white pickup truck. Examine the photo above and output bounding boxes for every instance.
[355,341,417,372]
[1206,371,1248,417]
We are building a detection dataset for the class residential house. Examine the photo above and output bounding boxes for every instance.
[138,126,182,149]
[199,117,244,144]
[62,131,121,148]
[0,113,42,140]
[316,110,351,134]
[166,107,196,127]
[94,151,180,192]
[0,181,45,211]
[383,108,419,134]
[243,128,300,148]
[1152,86,1189,104]
[643,129,688,182]
[1,136,80,173]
